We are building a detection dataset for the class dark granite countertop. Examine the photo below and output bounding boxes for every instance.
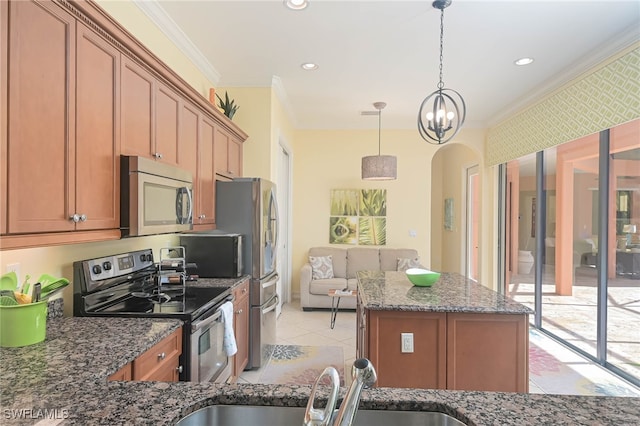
[357,271,533,315]
[1,292,637,425]
[186,275,250,289]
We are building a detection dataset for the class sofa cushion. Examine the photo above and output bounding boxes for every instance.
[397,257,422,271]
[309,278,348,295]
[309,247,347,278]
[347,248,380,279]
[309,255,334,279]
[379,248,419,271]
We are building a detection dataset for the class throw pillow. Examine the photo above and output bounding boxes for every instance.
[397,257,422,272]
[309,255,334,279]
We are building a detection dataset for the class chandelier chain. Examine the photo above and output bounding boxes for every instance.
[438,7,445,90]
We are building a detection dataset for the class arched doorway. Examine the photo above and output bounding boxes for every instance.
[430,143,481,279]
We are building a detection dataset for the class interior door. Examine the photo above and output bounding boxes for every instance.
[465,165,479,281]
[276,143,292,316]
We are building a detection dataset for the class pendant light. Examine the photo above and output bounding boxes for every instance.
[417,0,466,145]
[362,102,397,180]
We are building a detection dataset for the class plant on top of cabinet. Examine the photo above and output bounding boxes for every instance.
[216,91,240,120]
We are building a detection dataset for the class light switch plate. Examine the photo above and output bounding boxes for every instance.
[401,332,414,353]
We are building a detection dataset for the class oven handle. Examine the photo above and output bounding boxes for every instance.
[191,309,222,333]
[262,294,279,314]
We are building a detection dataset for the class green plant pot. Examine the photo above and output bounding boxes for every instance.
[0,301,48,347]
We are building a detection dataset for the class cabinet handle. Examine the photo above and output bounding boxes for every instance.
[69,214,80,223]
[198,214,206,219]
[79,214,87,222]
[158,352,166,360]
[176,365,183,373]
[242,288,247,294]
[235,309,243,315]
[153,152,163,159]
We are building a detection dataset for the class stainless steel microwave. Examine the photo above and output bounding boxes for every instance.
[120,156,193,237]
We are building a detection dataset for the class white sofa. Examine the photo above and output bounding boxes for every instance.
[300,246,420,311]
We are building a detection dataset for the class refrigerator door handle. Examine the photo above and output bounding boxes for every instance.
[262,294,279,314]
[270,187,279,251]
[261,275,278,290]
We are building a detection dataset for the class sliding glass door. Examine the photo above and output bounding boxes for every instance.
[504,119,640,386]
[608,121,640,380]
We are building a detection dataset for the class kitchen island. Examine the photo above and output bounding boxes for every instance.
[357,270,534,392]
[1,297,638,425]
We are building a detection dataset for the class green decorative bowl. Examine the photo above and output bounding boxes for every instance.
[405,268,441,287]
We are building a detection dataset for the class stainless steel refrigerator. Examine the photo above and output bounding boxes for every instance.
[216,178,279,369]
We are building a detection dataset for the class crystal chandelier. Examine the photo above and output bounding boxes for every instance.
[417,0,466,145]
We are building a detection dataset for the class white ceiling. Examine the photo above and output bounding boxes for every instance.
[143,0,640,130]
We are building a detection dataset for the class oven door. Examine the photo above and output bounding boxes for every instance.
[190,308,231,382]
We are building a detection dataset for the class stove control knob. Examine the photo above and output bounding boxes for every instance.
[92,264,102,274]
[103,261,112,271]
[140,254,147,262]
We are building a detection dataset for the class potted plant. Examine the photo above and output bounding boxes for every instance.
[216,91,240,120]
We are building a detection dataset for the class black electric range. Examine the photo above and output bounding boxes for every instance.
[73,248,232,381]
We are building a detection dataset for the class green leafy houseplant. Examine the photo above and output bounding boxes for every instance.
[216,91,240,119]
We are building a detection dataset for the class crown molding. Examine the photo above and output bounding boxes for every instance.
[132,0,221,86]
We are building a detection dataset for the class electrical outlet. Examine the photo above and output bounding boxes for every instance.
[6,263,20,279]
[401,332,414,353]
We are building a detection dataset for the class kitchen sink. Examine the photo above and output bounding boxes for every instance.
[175,405,467,425]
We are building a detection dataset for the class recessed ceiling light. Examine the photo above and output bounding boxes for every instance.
[514,57,534,66]
[284,0,308,11]
[301,62,318,71]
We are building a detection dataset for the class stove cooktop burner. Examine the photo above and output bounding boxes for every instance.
[74,249,232,320]
[132,291,172,304]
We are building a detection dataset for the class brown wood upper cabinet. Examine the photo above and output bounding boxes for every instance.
[120,59,185,168]
[2,1,119,235]
[215,126,243,180]
[193,116,217,228]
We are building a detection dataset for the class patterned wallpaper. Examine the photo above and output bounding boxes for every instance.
[487,46,640,166]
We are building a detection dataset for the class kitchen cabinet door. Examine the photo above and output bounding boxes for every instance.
[155,82,180,166]
[232,279,250,380]
[5,0,76,233]
[179,101,198,185]
[108,362,132,381]
[214,126,230,179]
[121,57,154,159]
[75,23,120,230]
[132,328,182,382]
[446,313,529,392]
[193,116,216,228]
[214,126,243,180]
[366,310,447,389]
[228,137,242,177]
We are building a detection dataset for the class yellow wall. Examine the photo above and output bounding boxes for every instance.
[431,143,482,274]
[289,127,486,297]
[96,0,216,97]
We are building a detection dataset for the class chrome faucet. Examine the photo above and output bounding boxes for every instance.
[303,366,340,426]
[332,358,377,426]
[304,359,377,426]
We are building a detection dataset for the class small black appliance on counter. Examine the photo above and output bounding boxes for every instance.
[179,231,243,278]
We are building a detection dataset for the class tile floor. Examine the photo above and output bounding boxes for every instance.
[240,301,640,397]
